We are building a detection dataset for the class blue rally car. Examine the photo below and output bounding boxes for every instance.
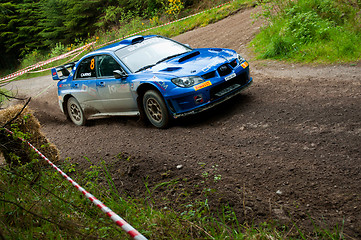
[52,35,252,128]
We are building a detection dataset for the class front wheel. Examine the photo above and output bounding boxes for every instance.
[67,97,86,126]
[143,90,169,128]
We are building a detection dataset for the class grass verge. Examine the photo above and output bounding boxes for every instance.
[251,0,361,63]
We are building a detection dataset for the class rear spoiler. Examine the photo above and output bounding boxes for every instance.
[51,61,77,81]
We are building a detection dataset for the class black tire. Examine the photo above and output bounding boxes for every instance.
[67,97,86,126]
[143,90,169,128]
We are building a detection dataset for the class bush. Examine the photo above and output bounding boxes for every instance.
[262,36,294,59]
[0,105,59,166]
[252,0,361,62]
[49,42,67,58]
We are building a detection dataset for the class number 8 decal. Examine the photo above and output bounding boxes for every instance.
[90,58,95,70]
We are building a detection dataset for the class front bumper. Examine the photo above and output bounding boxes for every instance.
[172,77,252,118]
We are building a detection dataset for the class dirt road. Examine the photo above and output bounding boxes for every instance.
[5,6,361,238]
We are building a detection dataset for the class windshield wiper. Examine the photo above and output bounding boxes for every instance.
[156,53,185,65]
[135,64,156,73]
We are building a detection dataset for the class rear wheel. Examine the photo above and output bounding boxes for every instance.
[67,97,86,126]
[143,90,169,128]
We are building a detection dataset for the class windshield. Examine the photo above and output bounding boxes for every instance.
[115,37,192,73]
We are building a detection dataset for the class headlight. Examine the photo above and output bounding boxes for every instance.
[237,54,245,63]
[171,76,204,88]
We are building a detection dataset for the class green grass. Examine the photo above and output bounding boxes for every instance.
[0,88,11,103]
[0,156,273,239]
[251,0,361,63]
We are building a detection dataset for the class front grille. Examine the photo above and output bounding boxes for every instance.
[210,72,249,100]
[217,64,232,76]
[201,71,216,80]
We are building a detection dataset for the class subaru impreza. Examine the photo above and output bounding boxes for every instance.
[52,35,252,128]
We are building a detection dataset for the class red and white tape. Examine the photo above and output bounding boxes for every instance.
[0,42,95,83]
[28,49,87,74]
[3,127,147,240]
[1,0,234,83]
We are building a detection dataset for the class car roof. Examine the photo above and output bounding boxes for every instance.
[96,35,158,53]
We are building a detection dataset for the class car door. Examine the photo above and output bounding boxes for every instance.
[72,56,103,112]
[95,54,137,113]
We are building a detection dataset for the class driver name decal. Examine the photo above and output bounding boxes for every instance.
[81,72,92,77]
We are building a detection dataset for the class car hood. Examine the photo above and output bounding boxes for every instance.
[147,48,236,77]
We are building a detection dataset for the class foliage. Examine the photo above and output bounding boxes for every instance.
[20,50,44,69]
[94,0,251,48]
[163,0,184,19]
[0,0,232,72]
[1,0,248,78]
[95,5,125,30]
[0,88,12,107]
[48,42,67,59]
[0,0,44,70]
[251,0,361,62]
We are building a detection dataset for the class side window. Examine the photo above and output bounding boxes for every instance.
[75,57,96,79]
[97,55,123,78]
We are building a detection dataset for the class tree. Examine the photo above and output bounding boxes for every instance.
[38,0,69,46]
[0,0,45,71]
[0,1,19,70]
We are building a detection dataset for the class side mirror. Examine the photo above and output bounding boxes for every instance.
[113,70,128,79]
